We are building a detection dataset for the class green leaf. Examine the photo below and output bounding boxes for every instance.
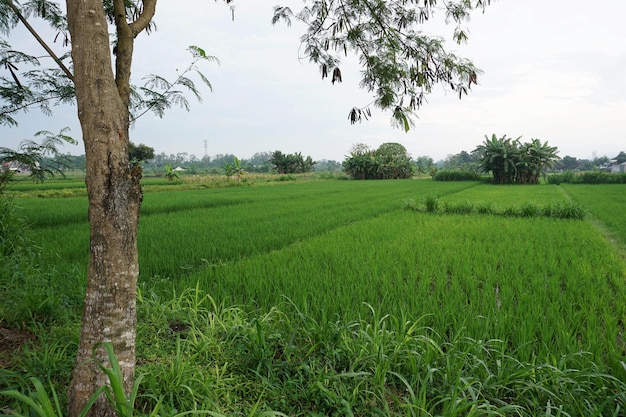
[188,45,206,58]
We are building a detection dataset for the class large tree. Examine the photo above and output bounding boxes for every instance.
[1,1,491,415]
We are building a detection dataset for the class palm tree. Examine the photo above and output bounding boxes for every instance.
[476,135,559,184]
[475,134,519,184]
[521,138,559,184]
[224,156,246,183]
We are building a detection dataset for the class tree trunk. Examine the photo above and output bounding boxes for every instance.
[66,1,142,416]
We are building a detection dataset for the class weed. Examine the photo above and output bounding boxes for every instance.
[519,201,540,217]
[422,194,440,213]
[443,199,474,214]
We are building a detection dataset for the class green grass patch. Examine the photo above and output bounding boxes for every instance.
[561,184,626,246]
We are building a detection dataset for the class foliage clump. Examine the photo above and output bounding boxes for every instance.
[433,169,482,181]
[548,171,626,184]
[343,143,415,180]
[269,151,316,174]
[404,197,586,220]
[475,134,560,184]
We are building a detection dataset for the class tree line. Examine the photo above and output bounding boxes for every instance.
[6,138,623,186]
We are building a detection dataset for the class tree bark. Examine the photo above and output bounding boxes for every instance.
[65,1,142,416]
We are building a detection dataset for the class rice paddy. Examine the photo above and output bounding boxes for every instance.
[3,179,626,415]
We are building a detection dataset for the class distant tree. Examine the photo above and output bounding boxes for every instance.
[559,155,579,171]
[342,143,376,180]
[243,151,273,173]
[224,156,247,182]
[475,134,560,184]
[577,159,595,171]
[270,150,316,174]
[343,142,414,180]
[163,164,179,181]
[613,151,626,164]
[128,142,155,165]
[593,155,609,166]
[375,142,415,179]
[415,156,434,171]
[314,159,343,173]
[442,150,479,171]
[63,154,86,170]
[210,154,238,169]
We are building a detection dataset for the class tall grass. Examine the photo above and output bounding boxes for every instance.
[133,287,626,416]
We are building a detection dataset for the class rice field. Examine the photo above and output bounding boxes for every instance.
[7,178,626,414]
[561,184,626,251]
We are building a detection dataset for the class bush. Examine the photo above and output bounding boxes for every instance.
[519,201,540,217]
[274,174,297,182]
[402,198,419,211]
[551,201,586,220]
[548,171,626,184]
[403,195,586,221]
[433,170,482,181]
[443,200,474,214]
[476,202,495,215]
[422,195,439,213]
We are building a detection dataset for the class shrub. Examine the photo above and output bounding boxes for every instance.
[502,206,518,217]
[275,174,297,182]
[548,171,576,184]
[422,194,439,213]
[476,202,495,215]
[548,171,626,184]
[552,201,586,220]
[443,200,474,214]
[402,198,419,211]
[519,201,540,217]
[433,170,482,182]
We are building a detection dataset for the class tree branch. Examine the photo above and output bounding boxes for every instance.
[4,0,74,82]
[129,0,157,36]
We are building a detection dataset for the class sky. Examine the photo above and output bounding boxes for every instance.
[2,0,625,162]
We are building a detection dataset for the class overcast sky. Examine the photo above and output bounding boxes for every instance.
[2,0,625,162]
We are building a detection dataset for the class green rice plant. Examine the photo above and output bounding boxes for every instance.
[9,180,626,415]
[274,174,297,182]
[502,205,518,216]
[475,201,495,214]
[182,210,626,376]
[422,194,440,213]
[0,196,31,257]
[519,201,541,217]
[562,184,626,242]
[401,198,419,211]
[17,180,474,282]
[550,200,586,220]
[446,183,567,207]
[135,289,626,416]
[443,199,475,214]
